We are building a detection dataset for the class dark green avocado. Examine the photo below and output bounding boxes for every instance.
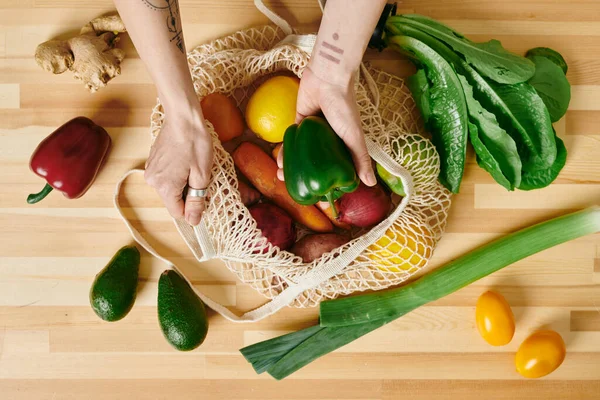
[90,245,140,322]
[158,269,209,351]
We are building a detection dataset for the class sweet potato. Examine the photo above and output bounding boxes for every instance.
[233,142,333,233]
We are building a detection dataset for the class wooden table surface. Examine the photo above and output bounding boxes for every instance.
[1,1,600,399]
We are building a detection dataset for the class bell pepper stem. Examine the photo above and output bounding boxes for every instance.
[326,192,339,219]
[27,183,53,204]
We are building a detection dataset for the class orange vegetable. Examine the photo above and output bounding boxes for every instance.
[200,93,245,142]
[515,330,566,379]
[272,143,282,160]
[316,201,351,230]
[475,290,515,346]
[233,142,333,233]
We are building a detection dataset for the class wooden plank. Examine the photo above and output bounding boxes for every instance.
[571,311,600,332]
[0,83,19,109]
[1,330,49,354]
[0,353,208,379]
[202,352,600,380]
[0,277,236,306]
[570,85,600,111]
[566,111,600,135]
[0,379,382,400]
[474,184,600,210]
[1,0,599,397]
[382,380,600,400]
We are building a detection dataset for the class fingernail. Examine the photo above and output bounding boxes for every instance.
[365,172,377,186]
[186,213,201,226]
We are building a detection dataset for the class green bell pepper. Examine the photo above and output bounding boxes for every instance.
[283,116,360,218]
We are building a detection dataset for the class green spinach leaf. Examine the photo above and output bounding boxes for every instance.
[407,68,432,124]
[526,47,568,74]
[526,54,571,122]
[458,75,522,189]
[388,35,469,193]
[468,122,512,190]
[390,14,535,84]
[386,22,557,171]
[519,132,567,190]
[486,80,557,169]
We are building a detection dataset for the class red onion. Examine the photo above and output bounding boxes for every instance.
[337,183,391,228]
[249,203,296,251]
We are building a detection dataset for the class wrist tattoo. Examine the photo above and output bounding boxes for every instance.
[318,34,344,64]
[142,0,184,53]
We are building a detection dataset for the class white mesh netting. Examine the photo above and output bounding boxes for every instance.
[148,25,452,310]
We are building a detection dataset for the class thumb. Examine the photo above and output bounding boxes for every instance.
[295,87,320,124]
[325,102,376,187]
[185,168,210,226]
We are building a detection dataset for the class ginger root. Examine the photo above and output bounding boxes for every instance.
[35,14,127,92]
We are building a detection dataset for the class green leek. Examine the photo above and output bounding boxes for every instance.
[240,207,600,380]
[320,206,600,327]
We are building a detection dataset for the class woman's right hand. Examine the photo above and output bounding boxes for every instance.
[144,107,214,226]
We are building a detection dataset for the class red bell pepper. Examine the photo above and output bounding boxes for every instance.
[27,117,111,204]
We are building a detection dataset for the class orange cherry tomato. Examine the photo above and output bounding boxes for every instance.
[515,330,566,378]
[475,290,515,346]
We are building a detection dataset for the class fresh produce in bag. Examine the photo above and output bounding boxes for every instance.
[233,141,333,233]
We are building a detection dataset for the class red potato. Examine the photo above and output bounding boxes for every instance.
[249,203,296,252]
[291,233,349,263]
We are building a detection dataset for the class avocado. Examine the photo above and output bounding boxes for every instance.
[158,269,209,351]
[89,245,140,322]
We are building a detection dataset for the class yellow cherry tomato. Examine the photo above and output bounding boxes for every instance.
[475,290,515,346]
[515,330,566,378]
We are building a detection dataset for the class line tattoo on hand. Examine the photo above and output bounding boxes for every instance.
[142,0,184,53]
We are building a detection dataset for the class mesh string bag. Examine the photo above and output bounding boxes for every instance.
[114,23,452,322]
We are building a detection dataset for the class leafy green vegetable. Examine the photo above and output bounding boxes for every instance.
[391,15,535,84]
[469,122,514,189]
[388,35,469,193]
[526,47,568,74]
[386,21,557,172]
[486,80,557,170]
[458,74,522,189]
[526,55,571,122]
[519,132,567,190]
[407,68,432,124]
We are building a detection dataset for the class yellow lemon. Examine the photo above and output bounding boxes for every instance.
[245,75,300,143]
[367,223,434,273]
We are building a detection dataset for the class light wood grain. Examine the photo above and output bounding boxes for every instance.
[1,0,599,399]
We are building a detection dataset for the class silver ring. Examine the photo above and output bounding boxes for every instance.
[187,187,208,198]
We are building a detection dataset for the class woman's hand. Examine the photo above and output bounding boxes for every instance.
[145,108,213,226]
[277,66,376,187]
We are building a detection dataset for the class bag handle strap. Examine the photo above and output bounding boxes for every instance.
[114,169,306,322]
